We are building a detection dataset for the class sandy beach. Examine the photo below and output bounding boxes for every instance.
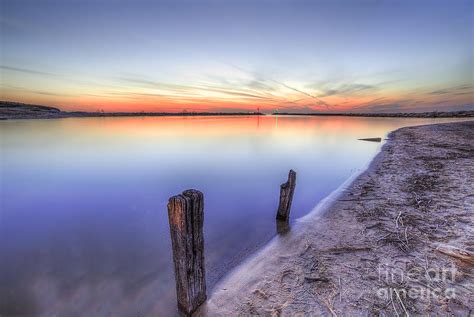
[199,121,474,316]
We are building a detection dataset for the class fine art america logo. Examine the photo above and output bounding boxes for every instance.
[376,263,457,301]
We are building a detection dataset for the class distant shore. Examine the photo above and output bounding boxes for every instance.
[0,101,263,120]
[201,121,474,316]
[273,110,474,118]
[1,101,473,120]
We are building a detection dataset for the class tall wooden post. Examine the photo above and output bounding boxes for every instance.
[276,170,296,221]
[167,189,206,315]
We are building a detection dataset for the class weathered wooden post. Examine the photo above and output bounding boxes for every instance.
[276,218,290,235]
[276,169,296,221]
[167,189,206,316]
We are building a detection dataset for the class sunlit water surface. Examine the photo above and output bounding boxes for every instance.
[0,115,464,315]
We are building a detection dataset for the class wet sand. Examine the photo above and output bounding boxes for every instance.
[199,121,474,316]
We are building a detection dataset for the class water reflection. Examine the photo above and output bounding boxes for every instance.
[0,115,462,315]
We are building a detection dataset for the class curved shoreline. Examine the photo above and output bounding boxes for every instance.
[198,120,474,316]
[198,126,390,314]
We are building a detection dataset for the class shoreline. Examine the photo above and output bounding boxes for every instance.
[0,112,264,121]
[3,111,473,121]
[273,111,474,118]
[1,101,473,120]
[0,101,264,120]
[198,120,474,316]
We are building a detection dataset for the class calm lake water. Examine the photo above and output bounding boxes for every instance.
[0,115,462,315]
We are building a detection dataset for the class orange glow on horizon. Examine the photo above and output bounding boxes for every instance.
[2,83,472,114]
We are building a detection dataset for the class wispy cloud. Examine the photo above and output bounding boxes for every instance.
[116,74,278,102]
[117,77,197,93]
[275,80,330,108]
[0,65,58,77]
[224,63,331,108]
[427,85,473,95]
[355,103,404,113]
[317,83,377,97]
[2,83,74,97]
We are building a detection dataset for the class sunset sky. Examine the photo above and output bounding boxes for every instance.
[1,0,473,113]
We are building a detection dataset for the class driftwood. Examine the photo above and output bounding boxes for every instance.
[167,189,206,315]
[276,170,296,221]
[436,245,474,266]
[358,137,382,142]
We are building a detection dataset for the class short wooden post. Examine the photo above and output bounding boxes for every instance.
[276,219,290,235]
[276,169,296,221]
[167,189,206,315]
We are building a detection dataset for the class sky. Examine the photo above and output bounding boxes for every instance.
[0,0,473,113]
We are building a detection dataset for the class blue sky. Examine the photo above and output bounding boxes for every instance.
[1,0,473,112]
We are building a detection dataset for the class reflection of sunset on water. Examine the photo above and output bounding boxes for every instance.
[0,114,466,316]
[50,115,458,141]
